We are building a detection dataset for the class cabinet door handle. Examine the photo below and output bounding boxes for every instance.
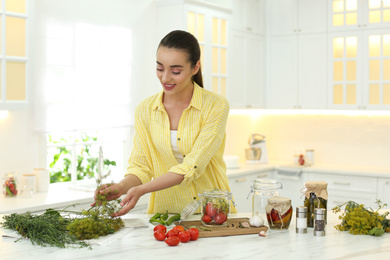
[333,201,346,205]
[257,174,268,179]
[333,182,351,186]
[235,178,247,183]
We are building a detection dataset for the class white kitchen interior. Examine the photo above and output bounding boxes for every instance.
[1,0,390,259]
[1,0,390,222]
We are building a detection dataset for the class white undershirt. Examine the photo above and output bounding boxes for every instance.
[170,130,183,163]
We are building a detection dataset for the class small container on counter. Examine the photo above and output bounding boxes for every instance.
[296,206,308,234]
[200,189,232,227]
[2,173,18,197]
[250,179,283,216]
[265,196,293,230]
[314,208,326,236]
[303,181,328,227]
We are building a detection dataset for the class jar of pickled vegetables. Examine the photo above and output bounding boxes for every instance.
[303,181,328,227]
[200,189,232,227]
[265,196,293,230]
[3,173,18,197]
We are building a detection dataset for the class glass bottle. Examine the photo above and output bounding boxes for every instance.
[303,181,328,227]
[3,173,18,197]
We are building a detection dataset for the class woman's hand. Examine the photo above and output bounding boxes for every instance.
[91,183,124,207]
[111,186,144,217]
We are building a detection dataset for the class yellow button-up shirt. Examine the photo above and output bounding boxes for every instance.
[126,83,236,214]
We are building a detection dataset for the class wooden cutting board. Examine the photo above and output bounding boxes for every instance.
[175,217,268,238]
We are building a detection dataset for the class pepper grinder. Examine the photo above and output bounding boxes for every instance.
[314,208,326,236]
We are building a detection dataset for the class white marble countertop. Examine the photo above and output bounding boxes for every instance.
[1,212,389,260]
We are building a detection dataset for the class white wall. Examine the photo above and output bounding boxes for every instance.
[0,111,43,177]
[225,112,390,168]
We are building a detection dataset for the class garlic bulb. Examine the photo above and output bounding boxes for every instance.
[249,215,264,227]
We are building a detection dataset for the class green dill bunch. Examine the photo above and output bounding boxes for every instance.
[1,211,88,248]
[67,215,124,240]
[333,200,388,236]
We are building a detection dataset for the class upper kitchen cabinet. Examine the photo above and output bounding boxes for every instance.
[266,0,327,109]
[0,0,32,110]
[230,0,265,35]
[267,33,327,109]
[155,0,231,98]
[329,0,390,32]
[328,29,390,110]
[228,31,265,108]
[268,0,327,36]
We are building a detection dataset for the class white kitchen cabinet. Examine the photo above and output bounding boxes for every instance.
[229,170,271,213]
[377,177,390,206]
[267,0,327,36]
[275,168,309,208]
[267,33,327,109]
[309,172,378,209]
[155,1,230,98]
[231,0,265,35]
[328,28,390,110]
[328,0,390,32]
[228,31,265,108]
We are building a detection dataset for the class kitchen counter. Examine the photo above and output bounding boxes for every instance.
[1,212,389,260]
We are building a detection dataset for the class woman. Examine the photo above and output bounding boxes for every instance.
[94,30,235,216]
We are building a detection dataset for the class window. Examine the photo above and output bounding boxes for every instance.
[34,2,134,183]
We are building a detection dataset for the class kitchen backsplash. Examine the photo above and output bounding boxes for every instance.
[225,112,390,168]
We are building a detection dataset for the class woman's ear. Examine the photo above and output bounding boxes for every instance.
[192,60,200,75]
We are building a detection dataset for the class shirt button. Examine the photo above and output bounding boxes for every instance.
[194,166,197,169]
[177,138,181,141]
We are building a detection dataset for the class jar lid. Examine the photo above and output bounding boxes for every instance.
[266,196,291,215]
[296,206,308,213]
[304,181,328,200]
[200,189,231,198]
[252,179,283,190]
[267,196,291,204]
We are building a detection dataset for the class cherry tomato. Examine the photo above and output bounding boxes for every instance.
[166,229,179,238]
[214,212,227,225]
[154,230,166,241]
[178,230,191,243]
[165,236,180,246]
[205,203,217,217]
[172,225,185,234]
[153,224,167,234]
[202,214,212,223]
[188,228,199,241]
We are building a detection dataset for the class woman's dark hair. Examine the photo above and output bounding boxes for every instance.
[158,30,203,88]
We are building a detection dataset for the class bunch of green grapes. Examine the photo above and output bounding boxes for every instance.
[333,200,387,236]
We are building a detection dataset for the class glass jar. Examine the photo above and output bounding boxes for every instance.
[200,189,232,227]
[250,179,283,217]
[265,196,293,230]
[2,173,18,197]
[303,181,328,227]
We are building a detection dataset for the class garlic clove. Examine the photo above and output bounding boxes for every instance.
[259,230,266,237]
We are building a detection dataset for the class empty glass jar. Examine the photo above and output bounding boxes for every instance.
[249,179,283,216]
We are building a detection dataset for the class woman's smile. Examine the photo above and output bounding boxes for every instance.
[163,83,176,91]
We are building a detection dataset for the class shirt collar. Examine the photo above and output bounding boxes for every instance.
[152,82,203,111]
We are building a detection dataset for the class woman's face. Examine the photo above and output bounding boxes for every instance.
[156,47,199,95]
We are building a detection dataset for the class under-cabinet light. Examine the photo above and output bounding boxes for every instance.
[0,110,9,120]
[229,109,390,117]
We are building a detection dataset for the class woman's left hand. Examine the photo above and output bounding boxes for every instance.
[111,186,143,217]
